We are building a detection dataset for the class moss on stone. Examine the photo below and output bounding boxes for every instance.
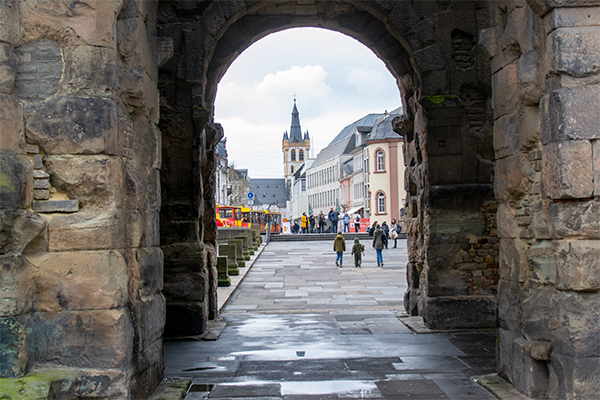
[0,370,79,399]
[423,95,457,104]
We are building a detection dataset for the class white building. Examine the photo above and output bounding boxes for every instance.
[215,139,228,206]
[290,159,314,222]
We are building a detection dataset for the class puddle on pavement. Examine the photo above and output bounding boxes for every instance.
[181,365,227,372]
[281,380,378,395]
[231,348,348,360]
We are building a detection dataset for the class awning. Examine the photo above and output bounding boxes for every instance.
[346,205,364,215]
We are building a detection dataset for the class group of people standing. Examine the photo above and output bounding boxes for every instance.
[295,208,362,234]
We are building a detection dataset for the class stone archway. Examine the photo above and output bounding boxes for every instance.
[1,0,598,398]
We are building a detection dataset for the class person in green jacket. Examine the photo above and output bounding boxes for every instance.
[333,231,346,268]
[351,237,365,268]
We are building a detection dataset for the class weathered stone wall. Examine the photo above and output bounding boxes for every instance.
[480,1,600,398]
[0,0,168,397]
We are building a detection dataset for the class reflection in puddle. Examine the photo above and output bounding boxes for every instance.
[231,348,349,360]
[281,380,378,395]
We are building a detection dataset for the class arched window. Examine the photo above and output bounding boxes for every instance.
[299,149,304,161]
[376,150,385,172]
[377,191,386,214]
[291,165,294,173]
[291,149,296,161]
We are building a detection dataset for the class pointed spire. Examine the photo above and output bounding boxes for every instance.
[304,130,310,140]
[282,130,289,141]
[289,97,303,143]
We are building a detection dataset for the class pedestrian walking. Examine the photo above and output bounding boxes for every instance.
[351,237,365,268]
[381,221,390,249]
[301,212,308,234]
[390,218,399,248]
[372,224,385,267]
[333,231,346,268]
[343,212,350,233]
[369,220,377,237]
[354,214,361,233]
[328,208,338,233]
[309,213,315,233]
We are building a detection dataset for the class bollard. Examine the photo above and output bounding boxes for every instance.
[216,256,231,286]
[218,244,239,275]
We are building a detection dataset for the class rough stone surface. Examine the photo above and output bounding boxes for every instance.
[63,45,118,96]
[593,139,600,196]
[30,309,132,369]
[32,200,79,213]
[0,94,24,153]
[498,279,525,332]
[45,155,124,210]
[25,250,128,312]
[548,199,600,239]
[0,209,46,255]
[500,239,528,283]
[553,240,600,291]
[547,27,600,77]
[0,43,16,94]
[511,337,549,398]
[549,353,600,400]
[48,211,122,252]
[421,296,497,329]
[0,0,19,45]
[541,85,600,144]
[25,96,119,155]
[494,153,532,202]
[542,140,594,199]
[0,153,32,209]
[15,39,63,102]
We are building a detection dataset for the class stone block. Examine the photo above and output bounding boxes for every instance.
[593,139,599,196]
[541,85,600,144]
[494,153,532,202]
[517,50,544,105]
[0,153,32,209]
[48,211,122,251]
[497,202,520,239]
[163,272,208,304]
[494,113,518,159]
[0,209,46,255]
[217,256,231,287]
[553,239,600,291]
[500,238,529,282]
[0,0,19,45]
[518,106,541,151]
[529,199,551,239]
[522,285,554,341]
[511,337,549,398]
[548,199,600,239]
[492,64,518,117]
[497,328,522,382]
[527,339,552,361]
[549,290,600,357]
[45,155,124,209]
[0,94,24,153]
[0,315,29,377]
[549,353,600,400]
[412,44,446,73]
[218,244,240,276]
[498,279,525,332]
[62,45,118,96]
[25,250,128,312]
[147,168,161,212]
[47,368,131,399]
[426,269,468,297]
[0,42,16,94]
[542,141,594,199]
[131,294,165,349]
[428,155,462,185]
[25,96,119,155]
[547,7,600,30]
[546,27,600,77]
[421,295,497,329]
[0,255,34,317]
[15,39,63,102]
[30,309,132,369]
[526,240,556,284]
[131,339,163,399]
[117,14,157,81]
[164,302,207,337]
[32,200,79,213]
[138,247,164,298]
[142,211,160,247]
[19,0,121,47]
[162,242,206,273]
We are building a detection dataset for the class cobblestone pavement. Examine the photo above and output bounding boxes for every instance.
[164,239,498,399]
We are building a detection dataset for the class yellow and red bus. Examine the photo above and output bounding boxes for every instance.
[240,207,252,228]
[217,205,242,227]
[260,211,281,234]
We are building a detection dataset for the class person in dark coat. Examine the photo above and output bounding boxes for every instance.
[333,231,346,268]
[318,211,325,233]
[381,221,390,249]
[328,208,339,233]
[372,224,385,267]
[354,214,361,233]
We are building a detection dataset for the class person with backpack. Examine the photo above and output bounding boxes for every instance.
[354,214,361,232]
[333,231,346,268]
[372,224,385,267]
[381,221,390,249]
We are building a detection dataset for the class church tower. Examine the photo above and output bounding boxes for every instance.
[282,98,310,185]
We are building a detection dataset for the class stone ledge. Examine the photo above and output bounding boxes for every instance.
[32,199,79,213]
[398,315,496,334]
[475,373,533,400]
[148,378,190,400]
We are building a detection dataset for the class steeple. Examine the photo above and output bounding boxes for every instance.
[289,98,303,143]
[282,130,289,141]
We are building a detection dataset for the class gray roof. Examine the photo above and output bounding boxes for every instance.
[342,159,353,176]
[328,113,384,146]
[250,178,288,205]
[366,106,404,142]
[216,140,227,158]
[311,135,356,168]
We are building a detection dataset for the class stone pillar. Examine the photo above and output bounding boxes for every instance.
[481,1,600,398]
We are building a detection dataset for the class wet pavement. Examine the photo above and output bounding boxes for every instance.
[164,239,498,399]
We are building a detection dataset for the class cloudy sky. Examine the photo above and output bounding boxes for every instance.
[214,27,402,178]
